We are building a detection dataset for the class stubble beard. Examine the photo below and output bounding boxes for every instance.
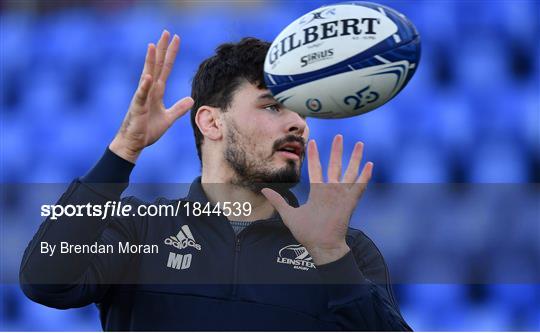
[224,124,301,193]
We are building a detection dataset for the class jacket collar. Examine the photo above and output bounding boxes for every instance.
[185,177,300,209]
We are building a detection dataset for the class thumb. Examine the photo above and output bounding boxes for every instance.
[261,188,290,216]
[167,96,194,123]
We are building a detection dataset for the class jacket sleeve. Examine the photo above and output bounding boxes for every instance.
[317,231,412,331]
[19,148,141,309]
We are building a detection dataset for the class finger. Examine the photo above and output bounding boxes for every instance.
[166,96,194,124]
[261,188,291,216]
[159,34,180,83]
[327,134,343,183]
[353,162,374,197]
[342,141,364,183]
[153,30,170,83]
[132,74,153,107]
[307,140,323,183]
[139,43,156,84]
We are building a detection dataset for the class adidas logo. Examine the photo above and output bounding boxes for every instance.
[276,244,315,271]
[164,225,201,251]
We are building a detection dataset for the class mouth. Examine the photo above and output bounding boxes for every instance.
[275,141,304,161]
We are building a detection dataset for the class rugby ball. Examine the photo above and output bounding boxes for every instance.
[264,2,420,118]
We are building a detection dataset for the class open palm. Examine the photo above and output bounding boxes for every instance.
[262,135,373,265]
[110,30,194,162]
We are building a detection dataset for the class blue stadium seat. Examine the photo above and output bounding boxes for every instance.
[469,139,528,182]
[455,37,511,97]
[389,141,450,182]
[0,13,33,72]
[1,114,34,182]
[402,284,468,330]
[487,285,540,310]
[37,9,100,70]
[464,303,512,330]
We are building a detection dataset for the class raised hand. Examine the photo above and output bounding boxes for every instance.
[110,30,194,163]
[262,135,373,265]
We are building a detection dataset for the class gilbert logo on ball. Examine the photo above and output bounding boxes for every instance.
[264,1,421,118]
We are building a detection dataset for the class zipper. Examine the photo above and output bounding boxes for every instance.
[228,218,282,298]
[231,236,241,297]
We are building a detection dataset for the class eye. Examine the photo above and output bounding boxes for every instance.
[263,104,281,113]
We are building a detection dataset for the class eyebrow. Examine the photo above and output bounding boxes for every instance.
[257,93,277,101]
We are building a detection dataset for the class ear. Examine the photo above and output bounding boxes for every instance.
[195,105,223,141]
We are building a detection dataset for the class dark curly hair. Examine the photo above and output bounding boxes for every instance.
[190,37,271,162]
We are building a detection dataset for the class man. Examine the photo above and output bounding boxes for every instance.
[20,31,411,331]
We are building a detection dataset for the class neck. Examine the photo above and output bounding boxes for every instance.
[201,161,276,222]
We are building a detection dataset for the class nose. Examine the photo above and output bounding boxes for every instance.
[284,109,308,137]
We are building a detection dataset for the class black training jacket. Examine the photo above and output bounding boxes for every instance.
[20,148,412,331]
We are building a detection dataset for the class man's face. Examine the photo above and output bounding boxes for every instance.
[222,81,309,192]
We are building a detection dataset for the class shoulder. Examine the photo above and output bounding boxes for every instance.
[345,227,402,309]
[345,227,391,285]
